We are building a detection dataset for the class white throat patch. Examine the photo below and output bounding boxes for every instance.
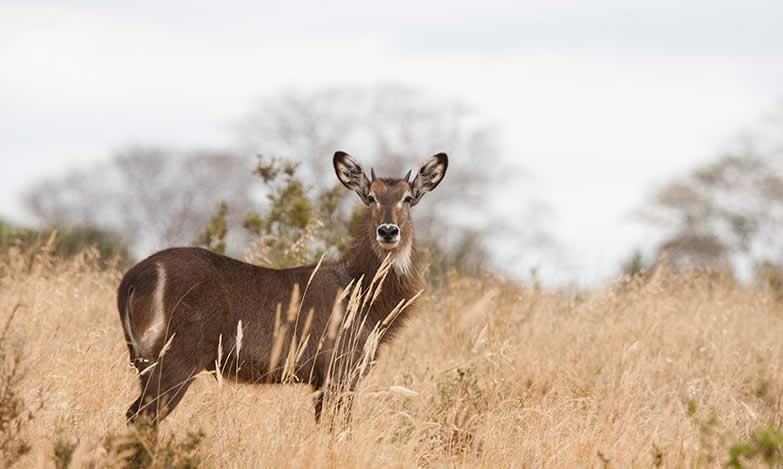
[392,242,413,276]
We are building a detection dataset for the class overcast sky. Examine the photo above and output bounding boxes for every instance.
[2,0,782,285]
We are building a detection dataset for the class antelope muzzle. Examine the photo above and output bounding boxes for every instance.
[376,223,400,248]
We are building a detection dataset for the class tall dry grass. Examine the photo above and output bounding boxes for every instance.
[1,244,783,467]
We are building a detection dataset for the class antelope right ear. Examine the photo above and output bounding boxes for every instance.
[333,151,372,204]
[410,153,448,206]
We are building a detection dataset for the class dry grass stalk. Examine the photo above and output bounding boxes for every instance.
[214,334,223,390]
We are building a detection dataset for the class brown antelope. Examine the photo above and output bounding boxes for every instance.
[117,151,448,426]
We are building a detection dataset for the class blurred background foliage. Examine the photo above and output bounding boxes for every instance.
[14,86,546,283]
[6,87,783,287]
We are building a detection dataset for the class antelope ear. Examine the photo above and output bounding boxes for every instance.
[410,153,448,206]
[333,151,372,204]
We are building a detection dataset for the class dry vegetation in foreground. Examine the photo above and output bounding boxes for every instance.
[2,245,783,468]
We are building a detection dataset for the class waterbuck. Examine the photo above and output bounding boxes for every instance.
[117,151,448,426]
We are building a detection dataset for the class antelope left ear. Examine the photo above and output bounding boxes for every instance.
[410,153,448,206]
[333,151,372,204]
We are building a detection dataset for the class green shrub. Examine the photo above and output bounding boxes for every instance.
[195,201,229,255]
[239,155,353,268]
[0,222,133,270]
[728,427,783,469]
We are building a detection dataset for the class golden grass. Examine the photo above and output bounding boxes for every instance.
[2,247,783,467]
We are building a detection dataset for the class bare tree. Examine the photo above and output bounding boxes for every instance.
[23,145,258,253]
[235,85,550,266]
[638,110,783,273]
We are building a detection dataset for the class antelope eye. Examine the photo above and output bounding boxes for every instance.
[367,195,377,204]
[404,195,413,204]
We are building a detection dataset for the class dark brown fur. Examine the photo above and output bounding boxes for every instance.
[117,152,447,426]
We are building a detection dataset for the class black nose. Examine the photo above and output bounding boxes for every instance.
[377,224,400,241]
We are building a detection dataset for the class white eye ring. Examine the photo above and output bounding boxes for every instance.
[367,195,377,204]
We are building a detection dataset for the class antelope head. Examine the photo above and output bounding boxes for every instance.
[333,151,448,259]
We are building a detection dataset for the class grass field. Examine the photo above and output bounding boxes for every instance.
[2,247,783,467]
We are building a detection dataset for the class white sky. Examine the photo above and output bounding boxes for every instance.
[1,0,782,286]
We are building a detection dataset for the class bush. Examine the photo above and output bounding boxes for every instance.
[0,222,133,270]
[195,155,357,268]
[728,427,783,469]
[100,417,205,469]
[199,155,488,282]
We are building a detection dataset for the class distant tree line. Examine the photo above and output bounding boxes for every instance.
[0,219,132,270]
